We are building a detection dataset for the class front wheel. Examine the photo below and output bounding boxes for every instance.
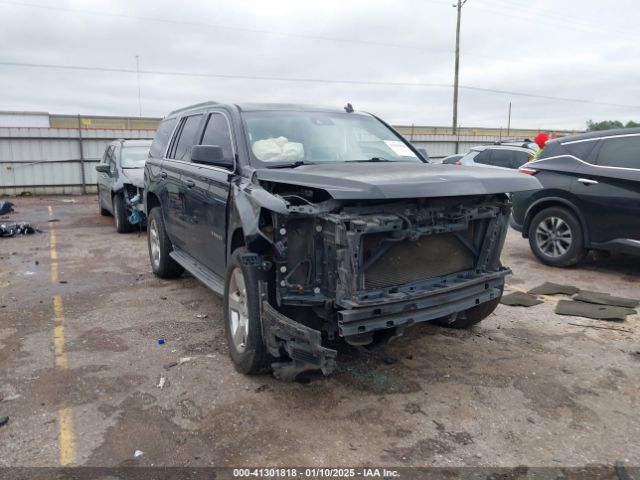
[113,193,133,233]
[224,247,270,375]
[528,206,586,267]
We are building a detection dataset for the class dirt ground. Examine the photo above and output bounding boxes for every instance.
[1,196,639,469]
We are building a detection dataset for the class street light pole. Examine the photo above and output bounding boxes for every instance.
[452,0,467,135]
[135,55,142,117]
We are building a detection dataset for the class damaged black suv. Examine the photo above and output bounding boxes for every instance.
[144,102,540,380]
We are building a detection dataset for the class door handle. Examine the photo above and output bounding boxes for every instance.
[160,171,168,179]
[185,180,196,188]
[578,178,598,185]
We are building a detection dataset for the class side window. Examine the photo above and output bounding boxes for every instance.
[102,146,112,164]
[149,118,177,158]
[488,149,516,168]
[512,151,532,169]
[596,136,640,169]
[109,146,118,173]
[200,113,234,165]
[564,140,596,162]
[474,150,493,166]
[167,114,203,161]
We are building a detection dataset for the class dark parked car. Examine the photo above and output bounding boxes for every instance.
[457,142,537,170]
[511,128,640,267]
[144,102,540,380]
[96,139,151,233]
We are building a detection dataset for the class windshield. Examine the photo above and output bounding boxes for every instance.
[120,146,150,168]
[242,111,421,167]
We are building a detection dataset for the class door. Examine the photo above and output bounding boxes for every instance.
[190,111,236,275]
[163,113,204,250]
[571,135,640,244]
[97,146,114,210]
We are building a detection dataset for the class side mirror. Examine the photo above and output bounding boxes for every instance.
[417,148,430,162]
[96,164,111,174]
[191,145,233,169]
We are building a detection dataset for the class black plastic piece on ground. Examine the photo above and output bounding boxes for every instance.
[555,300,636,321]
[527,282,580,296]
[500,292,543,307]
[574,291,639,309]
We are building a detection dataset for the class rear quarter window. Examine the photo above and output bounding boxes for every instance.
[149,118,177,159]
[596,136,640,169]
[562,140,596,162]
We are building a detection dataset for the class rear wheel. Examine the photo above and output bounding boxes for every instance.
[113,193,133,233]
[433,286,503,329]
[147,207,184,278]
[224,247,270,375]
[528,206,586,267]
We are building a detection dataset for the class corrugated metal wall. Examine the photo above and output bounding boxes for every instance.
[0,127,155,195]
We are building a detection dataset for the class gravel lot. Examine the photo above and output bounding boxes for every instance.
[1,196,639,469]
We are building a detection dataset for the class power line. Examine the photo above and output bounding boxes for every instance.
[1,59,638,109]
[0,0,474,58]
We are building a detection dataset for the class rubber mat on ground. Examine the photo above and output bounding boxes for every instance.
[555,300,636,321]
[527,282,580,296]
[500,292,544,307]
[573,291,639,308]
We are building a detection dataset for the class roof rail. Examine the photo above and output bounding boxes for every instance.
[168,101,220,117]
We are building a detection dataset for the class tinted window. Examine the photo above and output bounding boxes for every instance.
[512,151,532,168]
[489,149,517,168]
[149,118,177,158]
[563,140,596,162]
[596,136,640,169]
[474,150,493,165]
[200,113,234,164]
[168,115,202,161]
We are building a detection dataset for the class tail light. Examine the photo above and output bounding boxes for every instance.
[455,160,461,165]
[519,167,538,175]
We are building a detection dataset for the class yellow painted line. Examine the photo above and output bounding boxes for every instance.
[58,407,76,465]
[48,205,76,466]
[53,295,68,369]
[505,284,559,303]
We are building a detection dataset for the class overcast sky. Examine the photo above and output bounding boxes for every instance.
[1,0,639,129]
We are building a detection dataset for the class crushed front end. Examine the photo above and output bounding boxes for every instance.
[258,191,512,379]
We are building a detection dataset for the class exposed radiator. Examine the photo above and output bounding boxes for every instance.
[362,230,475,290]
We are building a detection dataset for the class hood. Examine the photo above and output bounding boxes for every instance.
[255,162,541,200]
[120,168,144,188]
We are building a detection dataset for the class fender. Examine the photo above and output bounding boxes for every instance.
[227,177,289,257]
[523,195,591,247]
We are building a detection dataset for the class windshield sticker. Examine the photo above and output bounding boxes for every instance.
[384,140,414,157]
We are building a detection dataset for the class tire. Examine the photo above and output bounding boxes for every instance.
[528,206,586,267]
[224,247,270,375]
[147,207,184,279]
[98,190,110,216]
[432,286,503,329]
[113,193,133,233]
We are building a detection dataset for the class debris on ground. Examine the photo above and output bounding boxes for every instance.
[0,222,38,237]
[0,416,9,427]
[163,361,178,370]
[573,291,639,309]
[1,394,21,402]
[59,198,76,203]
[567,323,632,333]
[157,339,165,345]
[500,292,544,307]
[255,384,270,393]
[133,450,144,458]
[156,377,166,389]
[47,219,60,223]
[195,314,208,319]
[527,282,580,296]
[555,300,636,321]
[0,201,15,215]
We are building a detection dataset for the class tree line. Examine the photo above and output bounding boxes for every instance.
[586,120,640,131]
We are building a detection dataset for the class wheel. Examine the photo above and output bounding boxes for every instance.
[528,206,586,267]
[98,190,110,216]
[224,247,270,375]
[113,193,133,233]
[147,207,184,278]
[432,286,503,329]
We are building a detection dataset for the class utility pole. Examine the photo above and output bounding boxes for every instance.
[135,55,142,117]
[507,102,512,136]
[452,0,467,135]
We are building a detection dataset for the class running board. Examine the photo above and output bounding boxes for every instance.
[170,249,225,296]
